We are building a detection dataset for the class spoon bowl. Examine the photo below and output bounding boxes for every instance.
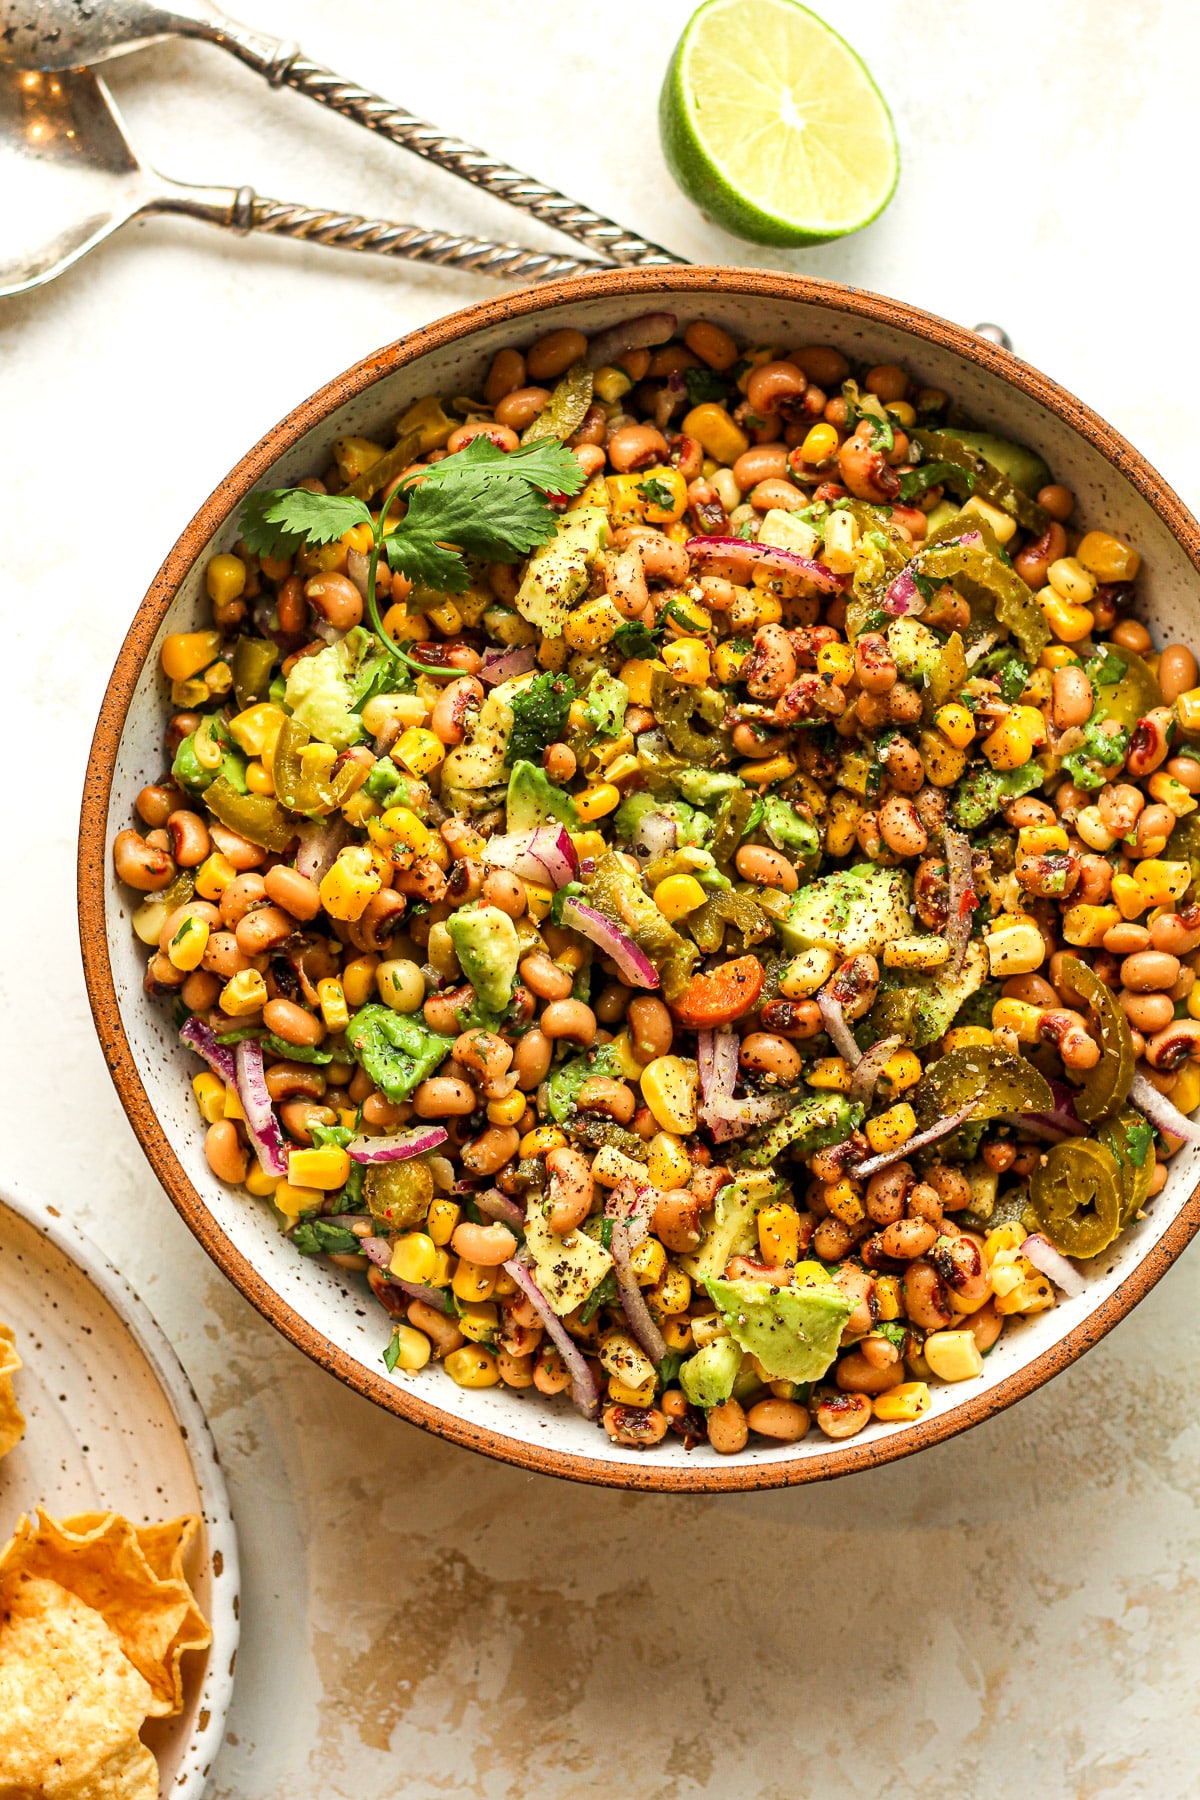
[0,0,235,70]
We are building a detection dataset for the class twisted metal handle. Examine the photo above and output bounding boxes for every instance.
[216,23,682,267]
[248,194,607,283]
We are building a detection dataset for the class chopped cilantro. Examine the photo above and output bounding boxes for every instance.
[683,368,732,407]
[505,672,576,768]
[639,475,677,511]
[293,1219,361,1256]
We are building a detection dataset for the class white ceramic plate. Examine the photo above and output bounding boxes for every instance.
[0,1181,238,1798]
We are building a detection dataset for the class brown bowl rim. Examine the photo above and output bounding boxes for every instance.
[78,264,1200,1492]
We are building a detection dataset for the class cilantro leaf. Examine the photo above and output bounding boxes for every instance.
[238,490,370,559]
[898,460,967,503]
[1125,1120,1155,1167]
[612,620,660,660]
[684,368,731,407]
[383,1330,403,1373]
[506,672,576,769]
[639,475,677,510]
[293,1219,362,1256]
[998,658,1031,704]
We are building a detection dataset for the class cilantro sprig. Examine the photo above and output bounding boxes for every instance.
[238,435,584,658]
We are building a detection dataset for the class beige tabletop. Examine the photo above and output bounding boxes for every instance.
[4,0,1200,1792]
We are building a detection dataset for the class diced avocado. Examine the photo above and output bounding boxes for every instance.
[515,506,608,638]
[283,626,373,750]
[524,1203,613,1315]
[674,769,744,805]
[505,759,578,832]
[704,1275,853,1384]
[951,430,1050,498]
[679,1336,742,1409]
[738,1094,862,1170]
[681,1172,776,1284]
[952,762,1043,831]
[757,507,819,557]
[887,617,942,685]
[440,672,536,813]
[922,497,960,538]
[446,905,520,1013]
[779,864,912,958]
[876,941,989,1048]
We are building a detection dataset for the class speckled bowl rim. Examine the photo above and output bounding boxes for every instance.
[0,1178,239,1793]
[78,265,1200,1493]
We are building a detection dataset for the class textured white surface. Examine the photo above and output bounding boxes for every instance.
[4,0,1200,1792]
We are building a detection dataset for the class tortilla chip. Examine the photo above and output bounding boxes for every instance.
[49,1734,159,1800]
[0,1509,210,1718]
[0,1321,25,1462]
[66,1512,213,1714]
[0,1572,152,1792]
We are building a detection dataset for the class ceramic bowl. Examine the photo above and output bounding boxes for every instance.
[78,267,1200,1491]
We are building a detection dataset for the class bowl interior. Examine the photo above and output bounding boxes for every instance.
[87,273,1200,1489]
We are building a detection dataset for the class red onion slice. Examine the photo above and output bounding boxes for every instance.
[387,1276,451,1312]
[560,898,660,988]
[850,1035,903,1108]
[852,1104,974,1178]
[483,824,578,888]
[604,1176,656,1250]
[818,989,862,1067]
[362,1235,392,1267]
[882,566,925,617]
[180,1016,237,1088]
[1020,1232,1087,1298]
[479,645,537,686]
[697,1028,738,1106]
[586,310,676,369]
[705,1094,790,1143]
[346,1126,449,1164]
[685,536,847,596]
[504,1258,601,1420]
[476,1189,526,1232]
[609,1219,667,1367]
[1130,1071,1200,1142]
[295,816,350,885]
[943,828,976,980]
[234,1038,289,1178]
[630,811,678,861]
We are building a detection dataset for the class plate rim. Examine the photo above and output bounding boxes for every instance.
[0,1178,240,1799]
[75,263,1200,1492]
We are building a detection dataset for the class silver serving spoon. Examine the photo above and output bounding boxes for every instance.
[0,0,681,268]
[0,66,605,298]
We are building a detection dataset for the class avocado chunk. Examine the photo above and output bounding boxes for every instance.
[704,1275,853,1384]
[673,768,744,805]
[886,616,942,685]
[524,1203,613,1316]
[950,429,1050,498]
[515,506,608,638]
[446,905,520,1013]
[779,864,912,958]
[875,941,989,1048]
[505,759,578,832]
[681,1171,777,1284]
[679,1336,742,1409]
[737,1094,862,1170]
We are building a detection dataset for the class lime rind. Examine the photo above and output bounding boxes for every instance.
[659,0,899,248]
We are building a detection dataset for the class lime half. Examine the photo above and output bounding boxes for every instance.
[659,0,899,247]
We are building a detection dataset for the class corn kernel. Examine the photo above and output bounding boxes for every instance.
[713,642,749,684]
[824,1177,866,1225]
[639,1055,699,1135]
[458,1300,500,1346]
[519,1125,568,1157]
[593,363,633,403]
[942,1026,995,1052]
[758,1201,802,1268]
[1174,687,1200,735]
[984,1222,1027,1263]
[487,1089,527,1127]
[607,1373,657,1406]
[879,1050,922,1095]
[245,1164,280,1198]
[728,588,783,631]
[393,728,445,778]
[992,998,1044,1042]
[1133,860,1191,906]
[386,1232,437,1284]
[228,702,286,760]
[1040,593,1094,643]
[916,728,967,789]
[1149,771,1198,817]
[874,1275,902,1321]
[575,783,621,822]
[167,916,209,972]
[682,402,749,465]
[825,791,865,857]
[661,638,711,686]
[820,506,859,575]
[983,919,1046,977]
[219,969,268,1016]
[314,977,349,1033]
[934,702,976,749]
[960,495,1017,545]
[653,873,707,922]
[995,1274,1055,1316]
[205,553,247,607]
[618,657,659,706]
[883,935,950,971]
[339,955,378,1009]
[647,1133,692,1190]
[1171,1063,1200,1115]
[387,1324,432,1371]
[192,1072,225,1125]
[630,1236,668,1288]
[806,1056,853,1091]
[1076,531,1140,583]
[923,1330,985,1382]
[873,1382,932,1424]
[426,1199,461,1247]
[564,597,623,652]
[287,1146,351,1192]
[377,806,433,856]
[273,1181,321,1219]
[161,629,221,682]
[445,1345,500,1388]
[816,641,856,685]
[1061,902,1121,947]
[1018,824,1070,856]
[650,1265,692,1315]
[982,716,1036,771]
[319,845,382,922]
[690,1313,729,1348]
[740,752,798,787]
[222,1083,244,1122]
[1047,556,1098,604]
[864,1104,916,1156]
[799,421,839,465]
